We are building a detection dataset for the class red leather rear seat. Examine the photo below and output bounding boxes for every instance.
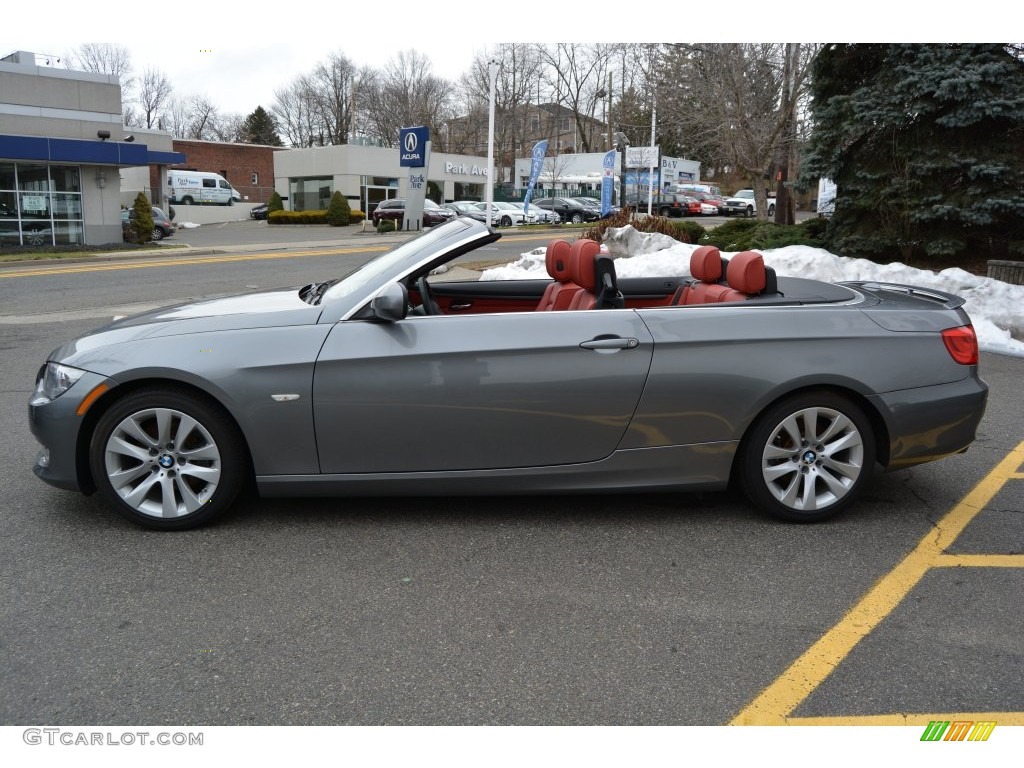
[535,240,578,311]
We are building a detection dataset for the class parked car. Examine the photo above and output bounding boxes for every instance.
[568,197,620,219]
[371,198,456,227]
[250,203,269,220]
[121,206,175,241]
[442,201,488,223]
[474,201,533,227]
[29,218,987,530]
[532,197,601,224]
[626,193,699,218]
[523,203,560,224]
[722,188,777,218]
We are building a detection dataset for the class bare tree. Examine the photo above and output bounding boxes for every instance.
[656,43,818,217]
[137,68,173,129]
[359,50,454,147]
[306,52,359,145]
[272,78,318,147]
[535,43,618,153]
[66,43,134,90]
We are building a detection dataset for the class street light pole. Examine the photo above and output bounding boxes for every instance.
[614,131,630,209]
[485,59,498,228]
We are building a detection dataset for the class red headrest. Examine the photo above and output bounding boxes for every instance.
[690,245,723,283]
[727,251,767,294]
[545,240,572,282]
[570,239,600,291]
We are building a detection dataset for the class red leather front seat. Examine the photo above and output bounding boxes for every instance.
[566,239,602,310]
[535,240,578,311]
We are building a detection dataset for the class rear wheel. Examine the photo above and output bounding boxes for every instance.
[182,196,194,205]
[738,392,876,523]
[90,388,247,530]
[500,215,512,227]
[767,203,775,217]
[571,212,583,224]
[151,227,163,241]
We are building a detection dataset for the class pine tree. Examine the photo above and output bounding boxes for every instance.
[238,106,284,146]
[267,190,283,214]
[326,190,351,226]
[131,192,154,244]
[802,44,1024,262]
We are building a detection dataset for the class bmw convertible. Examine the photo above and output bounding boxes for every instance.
[29,218,988,530]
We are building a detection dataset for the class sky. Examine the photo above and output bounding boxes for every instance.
[481,226,1024,359]
[5,6,1001,118]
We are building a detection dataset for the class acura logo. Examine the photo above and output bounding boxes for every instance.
[404,132,419,153]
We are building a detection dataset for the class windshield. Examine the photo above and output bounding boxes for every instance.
[322,218,475,303]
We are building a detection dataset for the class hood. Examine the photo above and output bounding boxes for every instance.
[49,286,323,361]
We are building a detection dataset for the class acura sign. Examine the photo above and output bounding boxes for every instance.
[399,126,429,168]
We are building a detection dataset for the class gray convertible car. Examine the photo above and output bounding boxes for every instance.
[29,218,987,530]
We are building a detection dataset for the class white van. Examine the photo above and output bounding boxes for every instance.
[167,170,239,206]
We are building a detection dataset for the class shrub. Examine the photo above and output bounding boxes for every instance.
[267,190,284,214]
[130,192,154,244]
[376,219,397,234]
[268,210,328,225]
[326,191,351,227]
[582,209,704,245]
[702,217,829,252]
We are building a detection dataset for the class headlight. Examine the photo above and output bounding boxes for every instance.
[30,362,85,405]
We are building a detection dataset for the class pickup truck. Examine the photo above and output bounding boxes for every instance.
[721,189,776,218]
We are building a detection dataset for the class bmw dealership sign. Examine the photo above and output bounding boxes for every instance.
[399,126,429,168]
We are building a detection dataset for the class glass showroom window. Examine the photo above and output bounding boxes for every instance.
[289,177,333,212]
[0,162,82,246]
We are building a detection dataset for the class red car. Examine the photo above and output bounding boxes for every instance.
[371,198,456,227]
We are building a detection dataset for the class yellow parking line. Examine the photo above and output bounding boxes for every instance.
[934,554,1024,568]
[785,712,1024,726]
[730,441,1024,725]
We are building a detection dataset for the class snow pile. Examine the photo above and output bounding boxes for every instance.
[480,225,1024,358]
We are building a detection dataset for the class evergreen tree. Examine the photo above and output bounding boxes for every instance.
[802,44,1024,262]
[326,190,351,226]
[131,192,154,244]
[238,106,284,146]
[267,190,284,214]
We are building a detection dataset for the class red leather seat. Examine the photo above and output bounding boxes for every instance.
[535,240,578,311]
[675,245,731,305]
[566,239,602,310]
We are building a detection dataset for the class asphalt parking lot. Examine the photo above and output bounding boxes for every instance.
[0,230,1020,736]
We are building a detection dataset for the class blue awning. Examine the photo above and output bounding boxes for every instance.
[0,134,185,166]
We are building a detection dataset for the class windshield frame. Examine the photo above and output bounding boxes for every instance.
[317,218,498,323]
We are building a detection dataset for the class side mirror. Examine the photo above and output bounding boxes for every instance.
[369,282,409,322]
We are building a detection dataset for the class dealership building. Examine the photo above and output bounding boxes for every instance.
[0,51,183,246]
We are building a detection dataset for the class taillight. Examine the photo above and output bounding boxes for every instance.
[942,325,979,365]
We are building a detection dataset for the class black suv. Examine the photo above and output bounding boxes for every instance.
[533,197,601,224]
[121,206,176,241]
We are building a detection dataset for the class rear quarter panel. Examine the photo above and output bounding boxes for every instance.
[628,303,972,450]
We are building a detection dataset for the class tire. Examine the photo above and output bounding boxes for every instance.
[182,196,194,206]
[228,198,235,206]
[767,204,775,217]
[500,215,512,227]
[745,205,754,217]
[89,387,248,530]
[151,227,163,241]
[571,213,583,224]
[738,391,876,523]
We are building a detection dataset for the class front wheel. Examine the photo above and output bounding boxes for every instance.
[738,392,876,523]
[182,196,194,206]
[500,215,512,227]
[571,213,583,224]
[89,388,248,530]
[745,205,754,217]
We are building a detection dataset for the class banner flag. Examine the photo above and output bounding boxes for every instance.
[601,150,616,216]
[523,140,548,213]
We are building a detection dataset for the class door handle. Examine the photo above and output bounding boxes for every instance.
[449,302,473,311]
[579,337,639,350]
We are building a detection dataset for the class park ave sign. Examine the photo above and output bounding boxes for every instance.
[444,162,489,177]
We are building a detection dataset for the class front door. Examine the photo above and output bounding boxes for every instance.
[313,309,655,474]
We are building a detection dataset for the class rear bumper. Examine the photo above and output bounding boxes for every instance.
[870,373,989,469]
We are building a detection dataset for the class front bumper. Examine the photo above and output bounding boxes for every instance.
[28,370,115,493]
